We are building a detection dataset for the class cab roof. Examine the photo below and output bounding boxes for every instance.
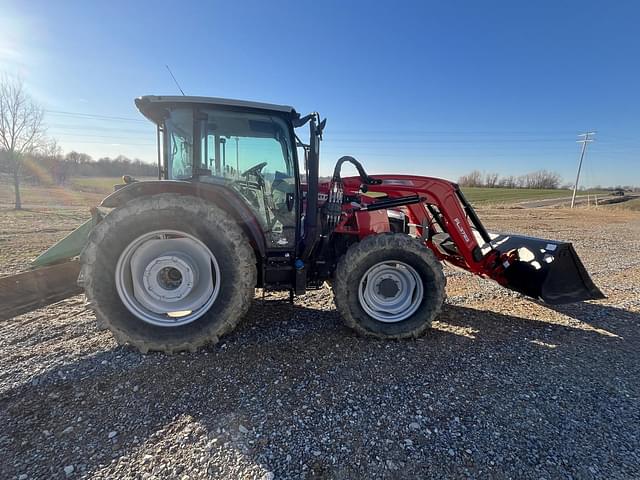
[135,95,297,123]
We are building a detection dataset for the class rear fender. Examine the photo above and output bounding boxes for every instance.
[100,180,267,259]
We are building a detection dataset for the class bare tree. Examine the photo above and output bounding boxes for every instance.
[0,75,46,209]
[459,168,563,190]
[484,172,499,188]
[516,174,528,188]
[498,175,517,188]
[458,170,483,187]
[528,170,561,189]
[41,138,62,159]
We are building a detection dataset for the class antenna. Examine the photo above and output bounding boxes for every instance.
[165,65,186,96]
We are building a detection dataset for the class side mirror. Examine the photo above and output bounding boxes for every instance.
[318,118,327,140]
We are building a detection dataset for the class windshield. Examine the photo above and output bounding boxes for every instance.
[163,107,294,183]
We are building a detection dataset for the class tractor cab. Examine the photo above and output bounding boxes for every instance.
[135,95,308,251]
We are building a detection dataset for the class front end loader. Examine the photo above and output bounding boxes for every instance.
[0,95,604,352]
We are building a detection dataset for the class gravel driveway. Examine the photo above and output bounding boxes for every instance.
[1,207,639,479]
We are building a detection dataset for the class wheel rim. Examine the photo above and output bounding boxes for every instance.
[115,230,220,327]
[358,261,424,323]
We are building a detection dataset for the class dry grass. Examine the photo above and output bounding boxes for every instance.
[70,176,156,195]
[607,197,640,211]
[0,182,104,208]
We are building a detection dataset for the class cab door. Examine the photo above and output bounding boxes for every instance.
[196,108,299,250]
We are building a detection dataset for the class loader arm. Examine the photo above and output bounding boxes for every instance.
[340,175,491,271]
[337,175,604,304]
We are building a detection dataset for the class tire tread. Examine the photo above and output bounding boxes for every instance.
[333,233,446,339]
[79,194,256,353]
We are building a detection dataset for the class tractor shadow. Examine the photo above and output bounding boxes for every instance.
[1,297,638,478]
[436,300,637,344]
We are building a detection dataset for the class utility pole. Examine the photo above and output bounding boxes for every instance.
[571,131,596,208]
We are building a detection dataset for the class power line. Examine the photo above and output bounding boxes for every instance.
[44,109,148,123]
[48,123,153,133]
[57,140,155,146]
[327,129,582,135]
[53,132,150,140]
[44,126,630,150]
[41,112,609,137]
[324,138,581,144]
[38,112,637,148]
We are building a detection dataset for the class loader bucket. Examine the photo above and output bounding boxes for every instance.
[489,233,605,305]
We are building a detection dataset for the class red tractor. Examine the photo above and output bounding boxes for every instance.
[0,96,603,353]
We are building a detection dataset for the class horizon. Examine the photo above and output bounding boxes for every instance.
[1,0,638,186]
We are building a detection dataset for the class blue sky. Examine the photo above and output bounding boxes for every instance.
[1,0,638,186]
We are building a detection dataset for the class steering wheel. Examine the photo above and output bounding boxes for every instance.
[241,162,267,178]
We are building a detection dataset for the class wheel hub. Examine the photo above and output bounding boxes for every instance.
[376,277,400,298]
[115,231,220,327]
[143,255,194,302]
[358,261,424,323]
[158,266,183,290]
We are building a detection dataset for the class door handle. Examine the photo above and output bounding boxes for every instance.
[286,192,295,211]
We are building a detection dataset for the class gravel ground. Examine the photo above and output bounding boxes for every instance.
[1,206,639,479]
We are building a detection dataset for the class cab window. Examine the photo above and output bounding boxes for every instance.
[165,108,193,179]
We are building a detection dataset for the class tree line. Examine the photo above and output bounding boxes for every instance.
[0,145,157,189]
[27,150,157,185]
[0,75,156,208]
[458,169,563,189]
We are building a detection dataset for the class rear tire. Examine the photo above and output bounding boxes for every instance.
[333,233,445,339]
[79,194,256,353]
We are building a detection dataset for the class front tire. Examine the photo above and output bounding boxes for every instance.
[79,194,256,353]
[333,233,446,339]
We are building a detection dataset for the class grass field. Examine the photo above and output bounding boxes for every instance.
[70,176,156,194]
[0,182,105,208]
[1,176,616,208]
[69,177,611,205]
[460,187,609,204]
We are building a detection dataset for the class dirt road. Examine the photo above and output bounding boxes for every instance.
[1,205,639,479]
[517,194,619,208]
